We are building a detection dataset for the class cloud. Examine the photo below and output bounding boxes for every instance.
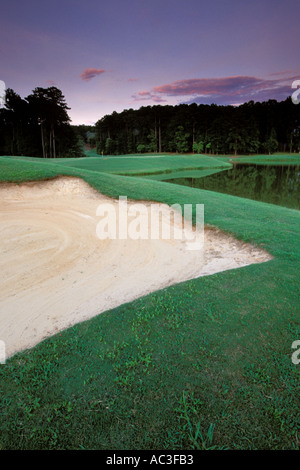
[268,70,299,77]
[131,90,167,103]
[138,90,151,96]
[133,74,300,106]
[80,68,106,81]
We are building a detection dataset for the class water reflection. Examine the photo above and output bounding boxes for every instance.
[168,164,300,210]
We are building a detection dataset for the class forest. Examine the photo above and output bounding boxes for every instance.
[1,85,300,158]
[0,87,85,158]
[95,98,300,156]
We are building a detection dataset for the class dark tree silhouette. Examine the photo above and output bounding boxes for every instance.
[95,98,300,155]
[0,86,84,158]
[25,87,70,158]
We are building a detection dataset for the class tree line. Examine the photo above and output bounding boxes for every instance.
[95,98,300,156]
[0,86,85,158]
[1,86,300,158]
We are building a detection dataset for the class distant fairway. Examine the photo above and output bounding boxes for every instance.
[0,153,231,179]
[221,153,300,166]
[53,153,232,176]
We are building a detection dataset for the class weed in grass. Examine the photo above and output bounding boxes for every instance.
[243,363,272,385]
[174,391,226,450]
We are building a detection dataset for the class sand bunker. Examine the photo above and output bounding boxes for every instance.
[0,176,272,358]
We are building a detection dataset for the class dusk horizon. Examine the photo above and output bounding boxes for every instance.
[1,0,300,124]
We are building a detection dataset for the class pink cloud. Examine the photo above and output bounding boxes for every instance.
[133,74,299,105]
[268,70,300,77]
[152,95,167,103]
[80,68,106,81]
[152,76,275,97]
[131,90,167,103]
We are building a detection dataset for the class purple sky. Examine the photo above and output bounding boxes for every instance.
[1,0,299,125]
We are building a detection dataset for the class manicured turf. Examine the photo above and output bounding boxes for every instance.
[220,154,300,166]
[0,155,299,450]
[53,154,232,176]
[0,154,231,181]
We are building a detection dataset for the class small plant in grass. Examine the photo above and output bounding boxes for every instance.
[174,391,224,450]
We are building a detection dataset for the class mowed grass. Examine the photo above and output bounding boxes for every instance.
[0,153,230,176]
[54,154,232,177]
[0,155,299,450]
[217,153,300,166]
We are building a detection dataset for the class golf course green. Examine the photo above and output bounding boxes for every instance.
[0,153,299,450]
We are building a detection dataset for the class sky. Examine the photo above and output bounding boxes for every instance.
[1,0,300,125]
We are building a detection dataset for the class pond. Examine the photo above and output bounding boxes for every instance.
[167,164,300,210]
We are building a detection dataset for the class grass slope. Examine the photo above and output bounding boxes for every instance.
[0,153,230,171]
[223,154,300,166]
[53,154,231,176]
[0,155,299,450]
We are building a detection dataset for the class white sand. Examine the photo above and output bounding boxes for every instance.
[0,176,272,358]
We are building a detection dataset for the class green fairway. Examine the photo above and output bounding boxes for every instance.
[0,154,231,181]
[0,154,299,450]
[225,154,300,166]
[53,153,232,176]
